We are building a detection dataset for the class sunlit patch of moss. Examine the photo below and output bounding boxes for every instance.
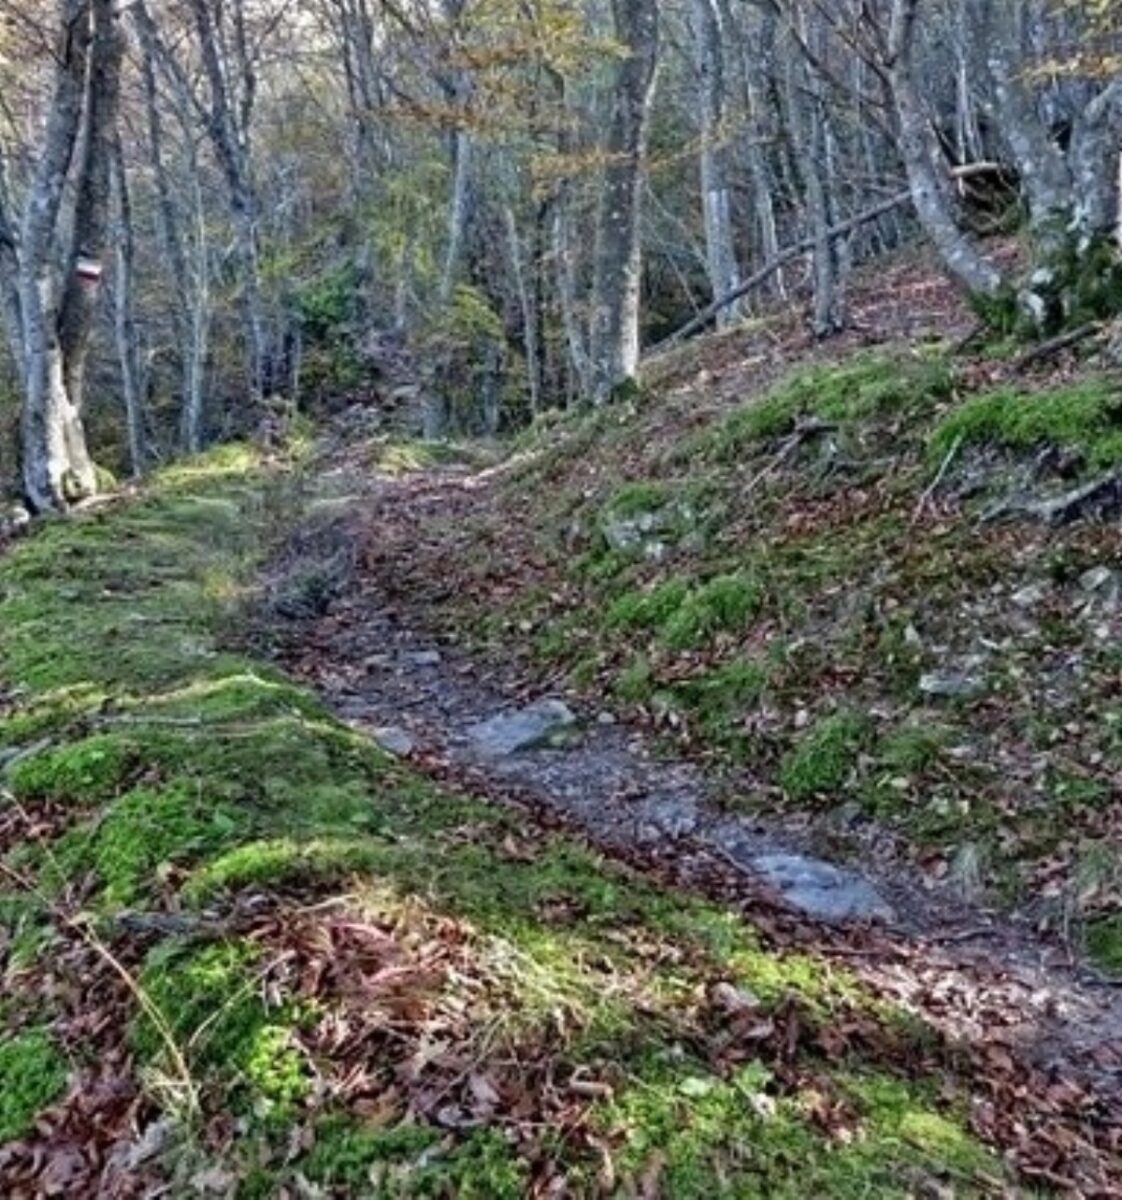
[134,939,310,1116]
[184,836,395,902]
[0,686,107,751]
[358,438,495,481]
[128,672,328,725]
[0,1028,68,1141]
[689,351,952,463]
[780,711,872,802]
[593,1055,1002,1198]
[50,784,248,906]
[930,380,1122,468]
[152,442,261,488]
[7,734,140,805]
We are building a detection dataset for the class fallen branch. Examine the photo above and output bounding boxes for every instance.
[742,418,837,497]
[912,433,964,524]
[1012,322,1102,374]
[650,188,914,351]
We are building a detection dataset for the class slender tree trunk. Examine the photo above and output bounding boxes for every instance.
[691,0,741,328]
[110,138,143,477]
[504,203,542,418]
[589,0,660,405]
[188,0,267,402]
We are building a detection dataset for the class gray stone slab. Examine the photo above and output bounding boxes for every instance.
[466,699,577,757]
[749,851,892,922]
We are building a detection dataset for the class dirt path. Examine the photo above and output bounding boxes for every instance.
[269,457,1122,1109]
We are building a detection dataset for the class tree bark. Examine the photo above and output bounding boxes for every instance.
[15,0,123,512]
[887,0,1005,300]
[589,0,660,405]
[691,0,741,328]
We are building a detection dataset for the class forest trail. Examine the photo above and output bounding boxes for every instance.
[272,448,1122,1109]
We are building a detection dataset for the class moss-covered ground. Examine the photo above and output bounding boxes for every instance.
[0,445,1021,1193]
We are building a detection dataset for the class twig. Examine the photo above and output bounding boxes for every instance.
[742,418,837,497]
[912,433,963,524]
[0,848,198,1115]
[1012,322,1102,374]
[952,322,987,355]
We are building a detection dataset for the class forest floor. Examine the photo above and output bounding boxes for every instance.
[3,253,1122,1195]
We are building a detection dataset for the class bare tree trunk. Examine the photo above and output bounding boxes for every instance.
[589,0,660,405]
[133,0,209,453]
[110,137,143,477]
[504,203,542,418]
[188,0,267,402]
[887,0,1005,299]
[784,12,844,336]
[691,0,741,328]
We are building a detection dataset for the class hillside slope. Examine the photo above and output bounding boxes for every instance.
[344,288,1122,974]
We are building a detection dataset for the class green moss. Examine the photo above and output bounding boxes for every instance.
[606,578,690,631]
[606,480,672,518]
[0,1029,68,1141]
[662,573,764,649]
[692,351,951,463]
[1086,914,1122,976]
[594,1058,1001,1198]
[672,658,769,746]
[134,940,310,1115]
[615,654,655,702]
[52,784,248,906]
[301,1115,441,1189]
[0,424,1013,1189]
[780,712,872,801]
[301,1117,525,1196]
[184,836,394,901]
[930,380,1122,468]
[7,734,139,805]
[877,723,946,775]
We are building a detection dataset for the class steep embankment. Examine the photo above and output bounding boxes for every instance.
[2,449,1091,1192]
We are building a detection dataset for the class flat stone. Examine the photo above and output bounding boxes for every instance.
[1079,566,1122,612]
[406,649,443,667]
[371,726,415,756]
[1011,581,1050,608]
[750,852,893,922]
[467,699,577,757]
[919,671,986,700]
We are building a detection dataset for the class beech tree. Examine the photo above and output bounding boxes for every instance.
[0,0,123,512]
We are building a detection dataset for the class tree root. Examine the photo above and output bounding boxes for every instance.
[982,467,1122,526]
